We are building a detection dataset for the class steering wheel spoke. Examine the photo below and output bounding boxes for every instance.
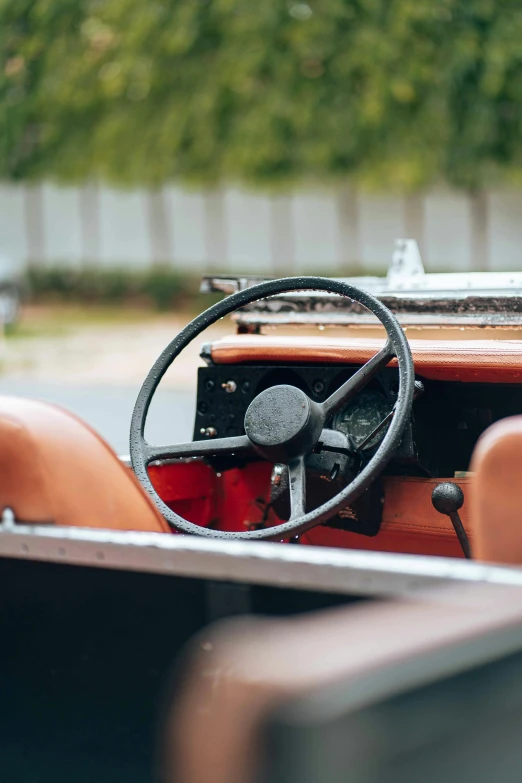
[321,339,395,420]
[144,435,254,464]
[288,456,306,521]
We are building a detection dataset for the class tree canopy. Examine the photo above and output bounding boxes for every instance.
[2,0,522,190]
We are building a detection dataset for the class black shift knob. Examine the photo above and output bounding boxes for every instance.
[431,482,470,559]
[432,482,464,515]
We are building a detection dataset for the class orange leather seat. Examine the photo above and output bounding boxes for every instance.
[471,415,522,564]
[0,396,170,532]
[166,584,522,783]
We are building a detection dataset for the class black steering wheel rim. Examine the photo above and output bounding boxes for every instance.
[130,277,415,540]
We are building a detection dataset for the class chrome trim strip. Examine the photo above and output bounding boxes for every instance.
[202,273,522,327]
[233,311,522,328]
[202,272,522,297]
[0,522,521,597]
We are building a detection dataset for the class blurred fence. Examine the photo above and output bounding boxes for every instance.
[1,181,522,274]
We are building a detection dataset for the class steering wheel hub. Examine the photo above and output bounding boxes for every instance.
[244,385,322,461]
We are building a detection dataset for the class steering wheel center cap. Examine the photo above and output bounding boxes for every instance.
[244,385,318,459]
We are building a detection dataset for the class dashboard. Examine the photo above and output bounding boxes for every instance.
[194,361,522,484]
[195,364,400,448]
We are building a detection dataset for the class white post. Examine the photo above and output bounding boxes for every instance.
[270,194,295,274]
[403,193,425,259]
[79,182,101,265]
[336,185,360,273]
[469,190,489,271]
[147,188,172,265]
[205,188,228,272]
[23,183,45,266]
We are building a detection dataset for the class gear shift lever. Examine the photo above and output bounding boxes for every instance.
[431,482,471,559]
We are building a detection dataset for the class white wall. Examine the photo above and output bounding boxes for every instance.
[358,195,406,272]
[0,183,27,263]
[1,181,522,274]
[424,191,473,272]
[99,188,151,267]
[42,183,83,266]
[488,192,522,271]
[165,186,206,270]
[226,188,272,273]
[293,191,340,272]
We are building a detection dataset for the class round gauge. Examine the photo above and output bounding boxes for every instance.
[333,390,393,451]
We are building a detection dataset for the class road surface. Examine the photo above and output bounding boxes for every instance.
[0,306,231,454]
[0,380,196,455]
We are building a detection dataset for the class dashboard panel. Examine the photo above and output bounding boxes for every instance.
[194,364,402,451]
[181,361,522,547]
[194,363,522,479]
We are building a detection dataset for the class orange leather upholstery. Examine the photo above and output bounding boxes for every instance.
[0,396,170,532]
[166,584,522,783]
[303,476,472,558]
[210,335,522,383]
[470,416,522,564]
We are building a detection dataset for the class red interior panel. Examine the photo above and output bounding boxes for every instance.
[149,461,470,558]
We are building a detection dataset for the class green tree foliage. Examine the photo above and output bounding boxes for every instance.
[2,0,522,190]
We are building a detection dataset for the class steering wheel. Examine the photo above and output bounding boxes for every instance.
[130,277,415,540]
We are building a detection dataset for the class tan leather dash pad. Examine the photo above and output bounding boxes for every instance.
[210,335,522,383]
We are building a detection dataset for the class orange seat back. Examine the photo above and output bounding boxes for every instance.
[470,416,522,564]
[0,396,170,532]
